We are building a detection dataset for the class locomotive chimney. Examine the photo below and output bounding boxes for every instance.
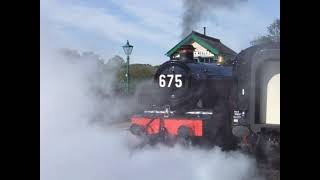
[178,45,195,63]
[203,27,206,36]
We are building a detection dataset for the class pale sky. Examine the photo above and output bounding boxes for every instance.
[41,0,280,65]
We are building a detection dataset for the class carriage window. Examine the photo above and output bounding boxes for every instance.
[255,60,280,125]
[266,74,280,124]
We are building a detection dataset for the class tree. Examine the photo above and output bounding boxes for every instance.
[81,51,102,62]
[106,55,125,67]
[251,19,280,45]
[58,48,81,59]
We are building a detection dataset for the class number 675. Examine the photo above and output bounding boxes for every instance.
[159,74,182,88]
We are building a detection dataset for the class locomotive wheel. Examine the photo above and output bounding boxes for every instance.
[129,124,146,136]
[255,133,280,170]
[177,126,191,138]
[177,126,192,146]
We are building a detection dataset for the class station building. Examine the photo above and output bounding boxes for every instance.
[166,30,237,65]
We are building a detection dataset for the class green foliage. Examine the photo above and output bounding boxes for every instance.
[115,64,158,94]
[117,64,157,81]
[251,19,280,46]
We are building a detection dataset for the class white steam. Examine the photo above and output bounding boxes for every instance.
[40,39,263,180]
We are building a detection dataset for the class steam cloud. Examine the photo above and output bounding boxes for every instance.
[181,0,247,37]
[40,45,264,180]
[41,16,263,180]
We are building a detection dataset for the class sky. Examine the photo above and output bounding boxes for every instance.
[40,0,280,65]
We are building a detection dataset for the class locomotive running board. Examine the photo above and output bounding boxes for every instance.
[143,110,213,115]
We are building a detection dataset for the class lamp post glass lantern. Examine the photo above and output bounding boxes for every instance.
[122,40,133,95]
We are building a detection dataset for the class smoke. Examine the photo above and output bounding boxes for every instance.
[181,0,247,37]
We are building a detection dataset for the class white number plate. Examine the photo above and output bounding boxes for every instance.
[159,74,183,88]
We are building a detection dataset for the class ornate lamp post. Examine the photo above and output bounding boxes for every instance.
[122,40,133,95]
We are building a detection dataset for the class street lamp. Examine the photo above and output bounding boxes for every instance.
[122,40,133,95]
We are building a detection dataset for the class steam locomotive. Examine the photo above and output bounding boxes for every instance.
[129,43,280,167]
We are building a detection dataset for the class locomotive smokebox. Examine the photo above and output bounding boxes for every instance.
[178,45,195,63]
